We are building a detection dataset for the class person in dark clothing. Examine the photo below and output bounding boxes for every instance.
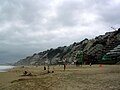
[44,66,46,70]
[23,71,28,75]
[64,63,66,70]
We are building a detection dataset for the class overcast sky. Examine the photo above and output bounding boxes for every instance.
[0,0,120,64]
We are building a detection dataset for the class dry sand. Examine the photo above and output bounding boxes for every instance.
[0,65,120,90]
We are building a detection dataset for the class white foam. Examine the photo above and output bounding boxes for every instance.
[0,66,14,72]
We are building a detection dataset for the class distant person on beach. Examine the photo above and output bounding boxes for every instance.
[89,55,93,66]
[90,62,92,66]
[47,65,50,73]
[44,66,46,70]
[23,71,28,75]
[64,63,66,70]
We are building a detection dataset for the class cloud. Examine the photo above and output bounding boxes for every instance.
[0,0,120,64]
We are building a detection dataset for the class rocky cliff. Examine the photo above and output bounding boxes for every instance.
[14,29,120,65]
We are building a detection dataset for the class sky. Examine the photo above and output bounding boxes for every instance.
[0,0,120,64]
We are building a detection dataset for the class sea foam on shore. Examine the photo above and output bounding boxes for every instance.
[0,66,14,72]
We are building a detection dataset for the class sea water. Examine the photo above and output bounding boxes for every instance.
[0,65,14,72]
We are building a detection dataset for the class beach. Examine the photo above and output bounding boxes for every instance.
[0,65,120,90]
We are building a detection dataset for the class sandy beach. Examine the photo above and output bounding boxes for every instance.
[0,65,120,90]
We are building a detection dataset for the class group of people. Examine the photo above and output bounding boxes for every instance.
[44,65,54,73]
[43,50,94,72]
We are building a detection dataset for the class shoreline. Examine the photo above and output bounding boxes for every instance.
[0,65,15,72]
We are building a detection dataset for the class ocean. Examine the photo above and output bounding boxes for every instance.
[0,65,14,72]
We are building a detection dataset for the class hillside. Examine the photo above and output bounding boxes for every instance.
[14,29,120,65]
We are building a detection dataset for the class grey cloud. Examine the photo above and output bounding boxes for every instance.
[85,0,120,26]
[0,0,50,24]
[46,0,84,29]
[46,0,106,29]
[99,5,120,25]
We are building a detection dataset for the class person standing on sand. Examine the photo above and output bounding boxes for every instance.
[63,58,67,70]
[44,66,46,70]
[64,63,66,70]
